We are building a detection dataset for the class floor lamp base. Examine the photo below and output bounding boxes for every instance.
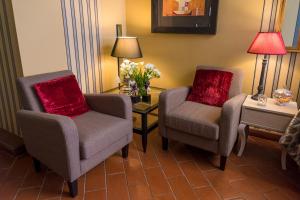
[251,93,260,101]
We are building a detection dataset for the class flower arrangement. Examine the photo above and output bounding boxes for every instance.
[120,59,161,97]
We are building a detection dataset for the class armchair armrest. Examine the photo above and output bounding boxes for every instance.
[85,94,132,120]
[17,110,81,182]
[219,94,246,156]
[159,87,191,137]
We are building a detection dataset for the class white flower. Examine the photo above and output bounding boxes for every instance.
[153,69,161,77]
[123,59,130,64]
[145,63,154,70]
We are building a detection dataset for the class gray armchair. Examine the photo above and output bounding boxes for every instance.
[159,66,245,170]
[17,70,132,197]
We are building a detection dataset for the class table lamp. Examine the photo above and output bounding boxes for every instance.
[248,32,287,100]
[111,36,143,81]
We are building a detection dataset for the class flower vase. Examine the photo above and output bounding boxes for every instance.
[142,94,151,103]
[122,78,131,92]
[130,95,141,104]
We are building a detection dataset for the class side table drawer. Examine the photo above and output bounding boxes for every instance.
[241,108,292,132]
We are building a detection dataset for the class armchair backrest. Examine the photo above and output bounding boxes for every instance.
[196,66,244,98]
[17,70,74,112]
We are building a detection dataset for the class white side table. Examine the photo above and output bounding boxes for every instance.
[238,95,298,169]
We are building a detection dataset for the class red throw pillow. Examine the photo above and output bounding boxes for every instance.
[187,69,233,107]
[34,75,89,117]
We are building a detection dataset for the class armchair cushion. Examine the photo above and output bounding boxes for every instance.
[73,111,132,159]
[187,69,233,107]
[34,75,89,117]
[165,101,221,140]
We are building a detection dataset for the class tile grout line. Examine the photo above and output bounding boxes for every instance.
[121,151,131,200]
[85,188,106,193]
[11,156,28,200]
[36,169,49,200]
[59,182,63,200]
[134,139,153,199]
[151,141,177,199]
[194,159,223,200]
[169,146,200,198]
[58,174,66,199]
[104,160,108,200]
[82,173,87,200]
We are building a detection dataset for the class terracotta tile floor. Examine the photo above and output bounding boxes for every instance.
[0,129,300,200]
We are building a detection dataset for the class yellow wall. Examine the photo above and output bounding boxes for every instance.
[12,0,126,92]
[125,0,290,95]
[100,0,127,91]
[10,0,300,100]
[12,0,67,76]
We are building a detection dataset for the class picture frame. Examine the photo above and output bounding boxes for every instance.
[151,0,219,34]
[275,0,300,52]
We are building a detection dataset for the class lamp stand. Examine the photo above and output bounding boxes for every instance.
[251,55,268,101]
[116,24,122,90]
[117,57,121,90]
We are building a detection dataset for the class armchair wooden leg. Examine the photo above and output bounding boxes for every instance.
[122,144,129,158]
[220,156,227,171]
[32,158,41,173]
[68,180,78,197]
[162,137,168,151]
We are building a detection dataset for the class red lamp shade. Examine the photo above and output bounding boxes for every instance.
[247,32,287,55]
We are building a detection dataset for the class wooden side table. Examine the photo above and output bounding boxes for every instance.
[238,95,298,169]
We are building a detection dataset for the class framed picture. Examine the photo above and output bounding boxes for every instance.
[151,0,219,34]
[276,0,300,52]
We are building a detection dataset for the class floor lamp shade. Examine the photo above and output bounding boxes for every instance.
[111,37,143,59]
[247,32,287,100]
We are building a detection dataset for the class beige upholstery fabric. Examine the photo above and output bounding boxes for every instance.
[166,101,221,140]
[167,128,219,153]
[80,135,128,174]
[159,87,191,138]
[219,94,246,156]
[17,70,133,183]
[17,110,81,182]
[159,66,245,158]
[85,94,132,120]
[73,111,132,159]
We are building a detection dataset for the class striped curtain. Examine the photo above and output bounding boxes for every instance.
[60,0,103,94]
[0,0,23,135]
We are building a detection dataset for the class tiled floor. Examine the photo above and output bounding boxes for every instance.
[0,129,300,200]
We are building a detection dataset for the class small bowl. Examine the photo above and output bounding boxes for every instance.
[273,89,293,106]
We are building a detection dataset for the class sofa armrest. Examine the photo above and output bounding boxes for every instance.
[158,87,191,137]
[17,110,81,182]
[219,94,246,156]
[85,94,132,120]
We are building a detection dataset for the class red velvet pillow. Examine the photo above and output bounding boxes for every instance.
[187,69,233,107]
[34,75,89,117]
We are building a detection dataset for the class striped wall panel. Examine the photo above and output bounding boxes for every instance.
[60,0,103,94]
[0,0,23,135]
[252,0,300,108]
